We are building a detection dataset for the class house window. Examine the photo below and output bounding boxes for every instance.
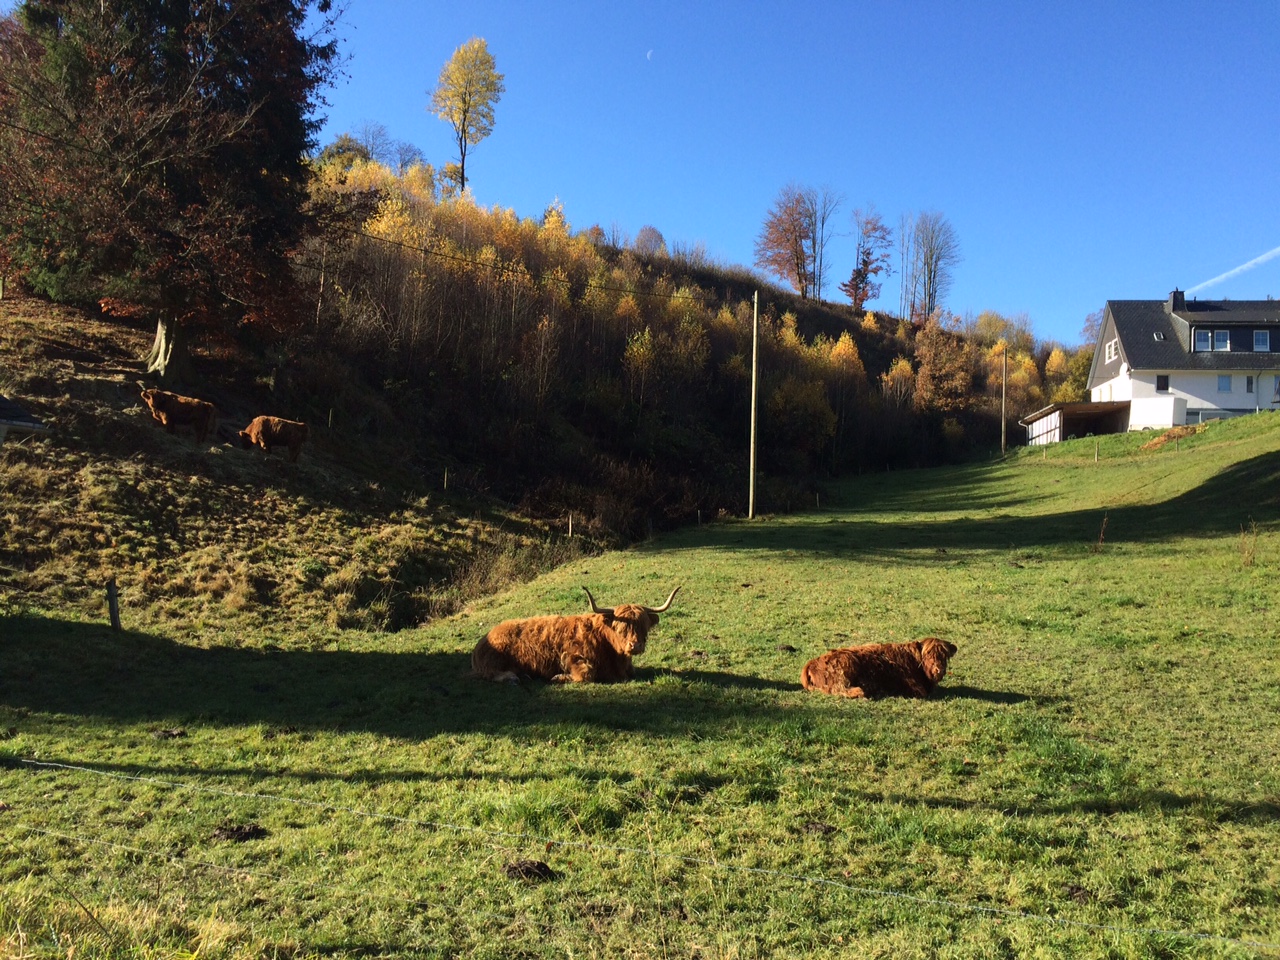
[1255,330,1271,351]
[1194,329,1211,351]
[1156,375,1170,393]
[1104,338,1119,363]
[1218,375,1233,393]
[1247,376,1255,394]
[1214,329,1230,351]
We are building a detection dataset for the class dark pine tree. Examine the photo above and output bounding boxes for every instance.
[0,0,339,382]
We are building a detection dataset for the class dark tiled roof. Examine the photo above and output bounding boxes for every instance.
[1109,299,1280,372]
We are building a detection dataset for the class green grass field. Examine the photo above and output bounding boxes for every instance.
[4,415,1280,958]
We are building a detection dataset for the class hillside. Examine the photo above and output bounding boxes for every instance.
[0,295,591,634]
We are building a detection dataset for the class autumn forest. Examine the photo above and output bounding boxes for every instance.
[0,4,1098,539]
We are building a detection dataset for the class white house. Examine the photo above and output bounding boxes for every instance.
[1089,290,1280,428]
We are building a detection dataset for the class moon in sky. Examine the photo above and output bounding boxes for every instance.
[646,49,653,60]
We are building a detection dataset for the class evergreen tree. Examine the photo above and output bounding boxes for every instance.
[0,0,339,382]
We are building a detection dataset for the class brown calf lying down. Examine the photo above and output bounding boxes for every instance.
[472,586,680,683]
[801,637,957,699]
[239,415,309,462]
[139,387,217,444]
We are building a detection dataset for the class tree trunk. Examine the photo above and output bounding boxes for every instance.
[145,316,194,386]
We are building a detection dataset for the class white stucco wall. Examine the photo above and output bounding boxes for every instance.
[1092,369,1280,427]
[1146,371,1278,418]
[1089,371,1131,403]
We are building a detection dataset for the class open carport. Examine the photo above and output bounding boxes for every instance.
[1018,400,1130,446]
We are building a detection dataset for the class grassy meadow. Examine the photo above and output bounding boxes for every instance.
[4,414,1280,958]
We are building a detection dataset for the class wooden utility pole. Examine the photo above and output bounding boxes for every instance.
[1001,343,1008,456]
[748,291,759,519]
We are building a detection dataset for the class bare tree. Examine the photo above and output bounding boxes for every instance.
[1080,308,1104,347]
[913,211,962,318]
[634,225,666,258]
[355,121,396,165]
[805,185,844,301]
[898,211,921,321]
[393,141,427,173]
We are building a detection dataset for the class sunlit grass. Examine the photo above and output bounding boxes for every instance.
[4,415,1280,957]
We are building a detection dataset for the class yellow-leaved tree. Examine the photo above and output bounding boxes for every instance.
[429,37,505,193]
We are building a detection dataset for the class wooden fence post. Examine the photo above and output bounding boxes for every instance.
[106,578,121,631]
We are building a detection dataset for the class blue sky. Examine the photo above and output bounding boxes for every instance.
[316,1,1280,347]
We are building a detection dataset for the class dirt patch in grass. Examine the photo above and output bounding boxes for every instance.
[1139,423,1204,451]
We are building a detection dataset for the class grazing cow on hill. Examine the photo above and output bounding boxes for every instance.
[801,637,957,699]
[239,415,309,462]
[139,387,217,444]
[472,586,681,683]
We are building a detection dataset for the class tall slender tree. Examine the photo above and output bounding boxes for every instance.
[429,37,504,194]
[805,185,843,301]
[0,0,339,382]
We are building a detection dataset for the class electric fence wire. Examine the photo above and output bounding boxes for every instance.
[14,758,1280,954]
[8,822,526,935]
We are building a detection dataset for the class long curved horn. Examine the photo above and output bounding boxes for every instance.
[582,586,615,617]
[643,586,681,614]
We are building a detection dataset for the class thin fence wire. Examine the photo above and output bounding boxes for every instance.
[8,822,524,933]
[15,758,1280,954]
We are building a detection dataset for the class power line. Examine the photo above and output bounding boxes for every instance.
[17,758,1280,953]
[346,228,726,305]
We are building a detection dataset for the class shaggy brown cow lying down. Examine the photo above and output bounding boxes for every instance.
[239,415,309,462]
[472,586,681,683]
[801,637,957,699]
[139,387,217,444]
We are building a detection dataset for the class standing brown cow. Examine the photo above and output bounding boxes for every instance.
[801,637,957,699]
[472,586,681,683]
[239,415,309,462]
[139,387,217,444]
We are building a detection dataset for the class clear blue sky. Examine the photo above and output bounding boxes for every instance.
[316,1,1280,347]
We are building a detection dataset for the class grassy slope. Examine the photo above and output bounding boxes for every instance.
[3,301,1280,957]
[0,296,589,634]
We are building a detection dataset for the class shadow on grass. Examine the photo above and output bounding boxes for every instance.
[694,449,1280,555]
[640,667,802,692]
[935,684,1034,705]
[0,614,812,740]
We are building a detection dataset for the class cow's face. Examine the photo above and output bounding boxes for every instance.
[140,388,159,410]
[608,604,656,656]
[238,430,254,449]
[919,638,957,683]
